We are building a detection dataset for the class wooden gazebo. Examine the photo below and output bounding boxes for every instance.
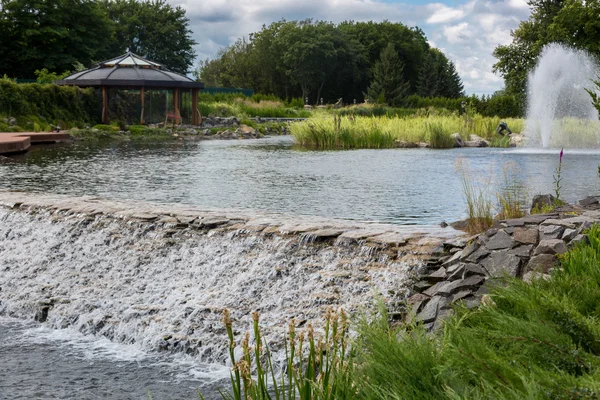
[56,52,204,125]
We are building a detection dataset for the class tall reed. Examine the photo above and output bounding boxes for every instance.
[209,308,355,400]
[455,158,494,234]
[496,161,528,220]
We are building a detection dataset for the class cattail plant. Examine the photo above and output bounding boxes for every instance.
[206,308,356,400]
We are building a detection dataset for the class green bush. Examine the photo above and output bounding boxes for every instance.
[92,124,119,132]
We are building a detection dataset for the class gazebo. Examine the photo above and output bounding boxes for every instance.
[56,52,204,125]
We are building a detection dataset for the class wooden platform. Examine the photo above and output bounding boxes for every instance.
[0,132,70,155]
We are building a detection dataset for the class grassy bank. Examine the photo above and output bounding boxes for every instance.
[290,115,525,149]
[216,224,600,399]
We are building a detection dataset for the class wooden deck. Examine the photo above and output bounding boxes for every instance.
[0,132,70,155]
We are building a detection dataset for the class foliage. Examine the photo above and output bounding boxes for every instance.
[417,48,464,98]
[354,225,600,398]
[100,0,197,74]
[195,20,463,105]
[34,68,72,84]
[0,0,197,78]
[291,114,524,149]
[0,78,100,129]
[493,0,600,99]
[367,44,410,106]
[497,162,527,220]
[211,309,355,400]
[455,158,494,234]
[0,0,114,78]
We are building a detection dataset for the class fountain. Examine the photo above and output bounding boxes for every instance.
[526,43,600,148]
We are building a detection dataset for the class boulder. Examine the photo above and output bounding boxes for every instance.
[539,224,564,240]
[437,275,485,296]
[562,228,578,242]
[509,245,533,258]
[486,230,514,250]
[465,134,489,147]
[526,254,556,273]
[417,296,441,323]
[509,134,525,147]
[451,133,464,148]
[534,239,567,256]
[530,194,558,213]
[425,267,447,283]
[513,227,538,244]
[480,252,521,277]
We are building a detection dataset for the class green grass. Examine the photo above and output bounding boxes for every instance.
[353,225,600,399]
[291,115,525,149]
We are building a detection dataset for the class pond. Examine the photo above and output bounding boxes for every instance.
[0,136,598,225]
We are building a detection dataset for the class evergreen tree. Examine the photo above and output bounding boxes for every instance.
[444,60,465,98]
[367,43,409,106]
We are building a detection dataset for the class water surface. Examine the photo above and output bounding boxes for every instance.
[1,136,598,225]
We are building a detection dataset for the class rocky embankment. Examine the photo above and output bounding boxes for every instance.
[411,196,600,330]
[0,191,455,363]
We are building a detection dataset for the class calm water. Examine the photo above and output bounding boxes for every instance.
[0,136,599,225]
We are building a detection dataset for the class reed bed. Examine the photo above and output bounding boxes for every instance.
[291,115,524,149]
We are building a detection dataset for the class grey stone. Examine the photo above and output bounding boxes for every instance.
[464,297,481,309]
[437,275,485,296]
[414,280,432,293]
[442,250,462,267]
[425,267,447,283]
[407,293,430,313]
[526,254,556,273]
[579,196,600,207]
[570,234,589,247]
[452,290,473,303]
[486,230,514,250]
[562,228,578,242]
[539,224,564,240]
[534,239,568,256]
[524,214,557,224]
[417,296,441,323]
[448,263,487,280]
[423,281,449,297]
[196,218,230,229]
[451,132,464,148]
[541,219,576,229]
[513,227,538,244]
[522,271,552,284]
[459,241,479,260]
[464,247,490,263]
[509,245,533,258]
[530,194,558,213]
[505,218,526,227]
[308,229,345,240]
[433,309,455,330]
[480,252,521,277]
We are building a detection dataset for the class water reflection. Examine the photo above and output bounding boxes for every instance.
[1,136,599,225]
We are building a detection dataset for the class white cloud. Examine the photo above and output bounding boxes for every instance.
[169,0,531,94]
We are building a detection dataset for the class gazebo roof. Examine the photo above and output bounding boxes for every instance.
[56,52,204,89]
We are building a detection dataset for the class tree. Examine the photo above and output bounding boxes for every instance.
[100,0,196,74]
[493,0,600,99]
[416,48,463,98]
[0,0,114,78]
[367,43,410,105]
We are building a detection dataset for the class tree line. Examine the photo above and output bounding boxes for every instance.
[196,20,465,105]
[494,0,600,102]
[0,0,197,77]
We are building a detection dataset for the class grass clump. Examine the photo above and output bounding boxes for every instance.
[353,225,600,399]
[210,308,355,400]
[455,158,494,234]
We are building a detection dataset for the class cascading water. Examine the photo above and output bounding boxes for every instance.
[526,43,600,148]
[0,195,441,365]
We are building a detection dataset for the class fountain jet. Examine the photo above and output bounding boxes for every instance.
[526,43,600,148]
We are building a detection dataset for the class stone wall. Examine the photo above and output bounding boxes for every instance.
[410,199,600,330]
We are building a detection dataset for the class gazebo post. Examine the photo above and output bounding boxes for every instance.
[173,88,181,124]
[102,87,108,124]
[140,87,145,125]
[192,88,199,125]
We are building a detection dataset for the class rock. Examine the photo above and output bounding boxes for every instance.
[530,194,558,213]
[417,296,441,323]
[480,252,521,277]
[464,246,490,263]
[460,241,479,260]
[440,221,448,228]
[539,224,564,240]
[425,267,447,283]
[423,281,448,297]
[541,219,576,229]
[525,254,556,273]
[433,309,455,330]
[562,228,578,242]
[306,229,344,241]
[505,218,525,227]
[437,275,485,296]
[486,230,514,250]
[367,233,407,247]
[509,245,533,258]
[451,133,464,148]
[407,293,430,314]
[195,217,230,229]
[522,271,551,283]
[448,263,487,280]
[509,134,525,147]
[35,305,50,322]
[579,196,600,207]
[443,250,463,267]
[533,239,567,256]
[8,117,16,126]
[465,134,489,147]
[513,227,538,244]
[452,290,473,303]
[413,280,432,293]
[569,234,588,247]
[237,124,256,134]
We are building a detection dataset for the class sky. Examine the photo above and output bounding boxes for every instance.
[169,0,531,95]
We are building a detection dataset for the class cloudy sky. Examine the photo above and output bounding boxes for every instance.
[170,0,531,95]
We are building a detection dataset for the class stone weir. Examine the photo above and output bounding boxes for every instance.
[412,197,600,330]
[0,191,457,364]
